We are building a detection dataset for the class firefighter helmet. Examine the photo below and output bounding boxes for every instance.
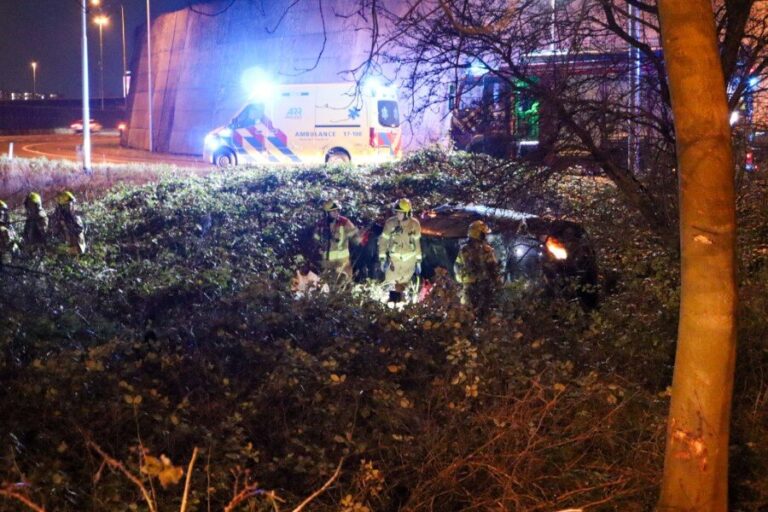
[393,198,412,214]
[468,220,491,240]
[56,191,76,206]
[322,200,340,212]
[25,192,42,208]
[0,200,7,210]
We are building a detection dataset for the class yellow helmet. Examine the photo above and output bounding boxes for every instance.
[25,192,42,207]
[322,200,340,212]
[56,191,76,206]
[393,198,412,214]
[0,200,7,210]
[468,220,491,240]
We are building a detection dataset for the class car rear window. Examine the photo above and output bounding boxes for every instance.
[378,101,400,127]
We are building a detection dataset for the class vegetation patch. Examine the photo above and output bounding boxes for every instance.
[0,152,766,510]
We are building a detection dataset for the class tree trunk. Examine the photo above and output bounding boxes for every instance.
[657,1,738,511]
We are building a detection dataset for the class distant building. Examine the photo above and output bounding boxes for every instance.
[0,91,60,101]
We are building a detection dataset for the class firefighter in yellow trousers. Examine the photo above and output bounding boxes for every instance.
[454,220,501,318]
[0,200,19,265]
[23,192,48,251]
[318,200,359,286]
[50,191,87,255]
[378,198,422,301]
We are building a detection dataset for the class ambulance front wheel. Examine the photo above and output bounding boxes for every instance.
[325,148,351,165]
[214,149,237,168]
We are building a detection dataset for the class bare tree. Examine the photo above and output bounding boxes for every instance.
[350,0,766,249]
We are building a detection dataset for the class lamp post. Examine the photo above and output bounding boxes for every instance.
[146,0,153,152]
[94,14,109,111]
[81,0,101,174]
[30,61,37,98]
[121,5,127,99]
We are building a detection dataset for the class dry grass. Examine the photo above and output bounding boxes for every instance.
[0,157,210,206]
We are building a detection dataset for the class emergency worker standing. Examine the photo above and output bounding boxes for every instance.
[318,200,359,285]
[454,220,501,318]
[22,192,48,249]
[50,191,87,255]
[0,200,19,265]
[378,198,422,300]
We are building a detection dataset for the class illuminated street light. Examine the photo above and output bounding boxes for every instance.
[146,0,154,152]
[79,0,102,174]
[94,14,109,111]
[30,61,37,98]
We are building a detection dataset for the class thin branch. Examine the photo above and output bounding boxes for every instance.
[86,440,157,512]
[290,457,344,512]
[0,485,46,512]
[179,447,200,512]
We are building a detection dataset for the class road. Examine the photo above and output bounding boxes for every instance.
[0,133,209,168]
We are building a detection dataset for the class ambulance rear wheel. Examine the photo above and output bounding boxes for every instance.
[214,149,236,168]
[325,149,350,164]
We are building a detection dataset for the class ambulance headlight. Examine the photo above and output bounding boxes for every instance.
[219,127,232,137]
[204,133,222,150]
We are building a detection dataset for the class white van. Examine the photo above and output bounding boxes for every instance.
[203,82,402,167]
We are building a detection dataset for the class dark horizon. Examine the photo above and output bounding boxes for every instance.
[0,0,200,99]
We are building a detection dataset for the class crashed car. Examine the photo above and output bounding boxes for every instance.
[417,204,599,308]
[350,204,598,308]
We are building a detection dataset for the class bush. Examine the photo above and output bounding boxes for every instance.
[1,152,766,511]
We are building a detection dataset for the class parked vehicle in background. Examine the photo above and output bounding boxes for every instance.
[70,119,102,133]
[203,81,402,167]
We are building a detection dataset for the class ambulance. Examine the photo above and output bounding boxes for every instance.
[203,81,402,167]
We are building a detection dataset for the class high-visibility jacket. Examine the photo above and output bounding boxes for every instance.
[23,206,48,246]
[454,239,500,285]
[377,216,422,263]
[0,224,19,264]
[50,206,86,255]
[320,215,359,262]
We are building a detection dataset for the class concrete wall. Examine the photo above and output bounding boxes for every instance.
[125,0,445,155]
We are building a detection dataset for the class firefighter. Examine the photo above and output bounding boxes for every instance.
[50,191,86,255]
[454,220,501,318]
[22,192,49,250]
[0,200,19,265]
[318,200,359,286]
[378,198,422,301]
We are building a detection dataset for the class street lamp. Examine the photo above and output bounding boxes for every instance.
[146,0,153,152]
[30,61,37,98]
[80,0,101,174]
[94,14,109,111]
[121,5,128,99]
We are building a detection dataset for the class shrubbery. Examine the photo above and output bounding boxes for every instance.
[0,152,766,510]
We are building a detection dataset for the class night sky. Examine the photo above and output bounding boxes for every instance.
[0,0,199,99]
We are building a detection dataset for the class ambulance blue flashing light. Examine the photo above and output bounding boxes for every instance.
[468,60,489,77]
[250,81,277,103]
[363,77,395,98]
[241,67,277,103]
[363,78,383,97]
[749,76,760,89]
[219,127,232,137]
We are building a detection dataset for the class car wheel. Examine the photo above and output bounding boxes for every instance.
[214,149,236,168]
[326,149,350,165]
